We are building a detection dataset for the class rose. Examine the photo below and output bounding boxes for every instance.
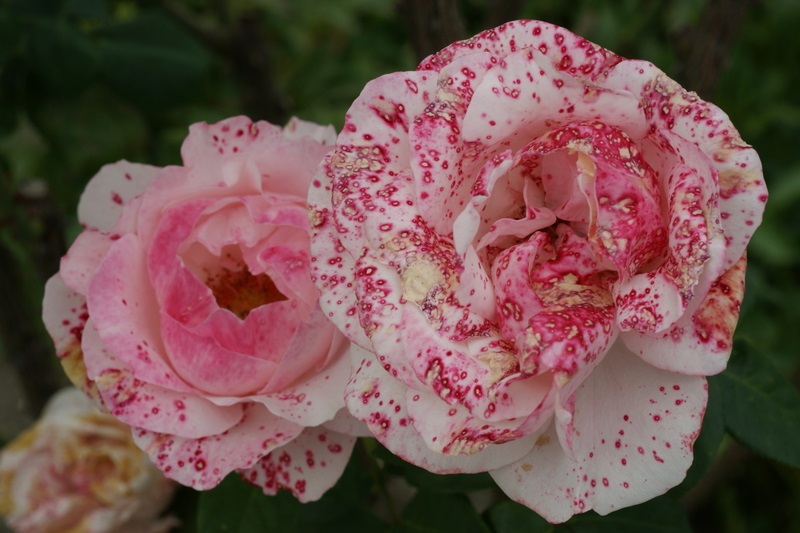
[42,116,365,501]
[308,20,766,521]
[0,388,177,533]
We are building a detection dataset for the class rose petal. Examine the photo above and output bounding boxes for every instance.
[240,426,356,502]
[160,313,277,396]
[82,320,245,439]
[322,407,373,437]
[42,274,89,362]
[344,345,535,473]
[132,404,303,490]
[461,47,644,153]
[262,307,345,393]
[87,234,194,393]
[614,132,725,334]
[42,277,97,400]
[622,254,747,375]
[404,378,548,455]
[283,116,337,145]
[492,234,550,341]
[452,150,516,255]
[420,20,622,83]
[78,161,160,232]
[491,341,706,523]
[59,231,115,295]
[454,246,497,322]
[256,330,349,426]
[602,60,767,270]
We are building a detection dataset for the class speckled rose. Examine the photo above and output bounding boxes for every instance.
[0,388,177,533]
[42,116,365,501]
[308,21,766,522]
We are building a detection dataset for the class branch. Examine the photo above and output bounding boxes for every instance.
[674,0,760,99]
[401,0,468,62]
[161,1,289,123]
[485,0,527,30]
[0,181,69,417]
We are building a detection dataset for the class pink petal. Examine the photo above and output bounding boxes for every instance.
[492,234,550,341]
[256,330,349,427]
[251,137,335,201]
[42,274,89,361]
[410,54,513,236]
[325,70,437,252]
[491,341,707,523]
[306,200,371,349]
[132,403,303,490]
[404,376,549,455]
[78,160,159,232]
[344,345,535,473]
[453,246,497,323]
[261,307,345,393]
[614,133,725,334]
[602,60,767,270]
[146,199,215,307]
[516,227,618,377]
[82,319,244,439]
[59,231,114,295]
[159,313,277,396]
[452,150,516,255]
[420,21,622,84]
[188,199,278,256]
[256,236,317,310]
[282,117,337,145]
[622,254,747,375]
[86,234,194,393]
[460,47,644,153]
[322,407,372,437]
[307,72,437,349]
[42,274,97,399]
[240,426,356,502]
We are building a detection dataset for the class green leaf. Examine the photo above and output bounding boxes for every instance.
[484,500,554,533]
[400,467,496,495]
[62,0,109,19]
[197,450,388,533]
[197,474,300,533]
[27,87,148,211]
[96,11,210,113]
[27,18,98,95]
[718,343,800,468]
[485,493,691,532]
[397,491,492,533]
[299,443,379,523]
[563,495,691,532]
[0,58,24,136]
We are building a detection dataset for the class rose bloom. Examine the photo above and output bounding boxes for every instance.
[309,21,766,521]
[0,388,177,533]
[42,116,365,501]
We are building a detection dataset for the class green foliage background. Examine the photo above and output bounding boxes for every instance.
[1,0,799,532]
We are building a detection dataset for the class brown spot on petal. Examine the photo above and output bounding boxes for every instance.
[401,261,444,304]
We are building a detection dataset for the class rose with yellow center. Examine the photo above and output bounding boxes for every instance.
[0,388,176,533]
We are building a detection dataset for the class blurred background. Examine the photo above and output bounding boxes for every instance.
[1,0,799,531]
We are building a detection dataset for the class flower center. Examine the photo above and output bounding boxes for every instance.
[206,265,287,319]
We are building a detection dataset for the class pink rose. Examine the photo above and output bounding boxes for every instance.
[309,21,766,521]
[0,388,177,533]
[43,116,364,501]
